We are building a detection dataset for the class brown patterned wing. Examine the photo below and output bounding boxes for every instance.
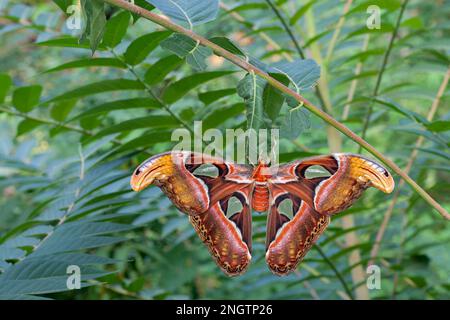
[190,194,252,276]
[265,195,329,276]
[130,151,252,215]
[266,202,330,276]
[270,153,395,215]
[130,151,254,276]
[131,151,211,215]
[265,153,394,275]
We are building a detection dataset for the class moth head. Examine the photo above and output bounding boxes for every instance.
[252,161,272,181]
[130,152,177,192]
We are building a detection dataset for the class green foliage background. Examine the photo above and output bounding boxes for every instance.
[0,0,449,300]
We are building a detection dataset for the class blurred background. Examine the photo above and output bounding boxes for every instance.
[0,0,449,300]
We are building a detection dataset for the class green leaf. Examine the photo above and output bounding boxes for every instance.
[279,151,320,163]
[303,29,333,49]
[227,3,268,14]
[392,127,447,147]
[52,0,73,13]
[44,58,126,73]
[80,0,106,54]
[0,155,40,173]
[203,103,245,129]
[124,31,172,66]
[289,0,315,25]
[80,114,102,130]
[412,147,450,161]
[50,99,77,122]
[37,221,133,243]
[411,49,450,65]
[280,107,310,140]
[148,0,219,27]
[0,294,51,300]
[272,59,320,92]
[17,119,42,136]
[425,120,450,132]
[131,0,155,22]
[102,11,130,48]
[341,48,385,66]
[261,48,295,60]
[371,96,427,124]
[72,98,162,120]
[346,0,401,16]
[36,37,105,50]
[113,130,173,153]
[96,115,179,137]
[237,73,266,130]
[12,85,42,112]
[144,55,184,85]
[0,252,115,295]
[0,247,26,260]
[198,88,236,105]
[2,236,40,249]
[345,24,394,40]
[401,16,423,29]
[0,274,93,296]
[161,34,212,71]
[127,277,145,292]
[406,276,427,289]
[47,79,145,103]
[209,37,246,56]
[340,70,378,84]
[0,73,12,103]
[162,71,235,104]
[263,73,290,121]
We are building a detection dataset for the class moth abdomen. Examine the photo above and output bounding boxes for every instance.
[252,183,269,212]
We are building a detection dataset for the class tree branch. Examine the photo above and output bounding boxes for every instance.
[0,105,94,136]
[263,0,305,59]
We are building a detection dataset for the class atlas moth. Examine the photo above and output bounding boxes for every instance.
[131,151,394,276]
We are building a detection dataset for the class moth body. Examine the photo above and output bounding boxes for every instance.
[251,162,271,212]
